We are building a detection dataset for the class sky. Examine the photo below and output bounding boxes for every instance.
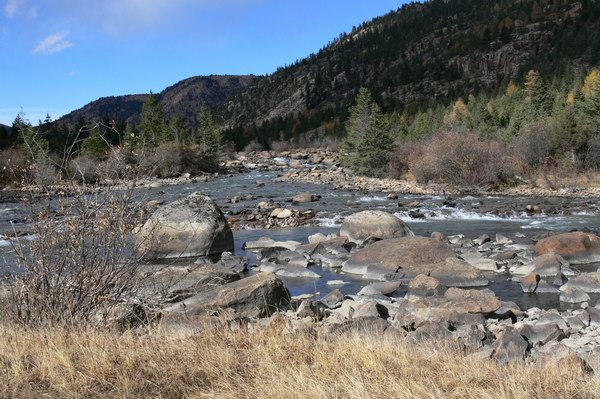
[0,0,408,126]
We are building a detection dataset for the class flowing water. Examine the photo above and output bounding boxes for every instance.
[1,165,600,310]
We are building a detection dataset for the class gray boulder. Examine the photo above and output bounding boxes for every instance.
[163,273,290,320]
[136,192,233,259]
[340,210,413,245]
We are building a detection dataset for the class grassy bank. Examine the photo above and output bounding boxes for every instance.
[0,324,597,399]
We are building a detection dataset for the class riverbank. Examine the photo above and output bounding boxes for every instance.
[0,323,597,399]
[264,148,600,198]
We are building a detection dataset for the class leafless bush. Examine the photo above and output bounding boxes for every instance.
[70,153,102,183]
[512,121,554,169]
[244,140,263,153]
[0,147,29,186]
[4,123,158,327]
[584,135,600,171]
[410,129,518,186]
[388,142,424,179]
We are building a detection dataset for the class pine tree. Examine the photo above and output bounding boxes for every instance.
[138,93,169,148]
[195,104,222,155]
[343,88,374,153]
[82,126,109,159]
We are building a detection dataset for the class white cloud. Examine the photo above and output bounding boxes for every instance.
[32,32,73,55]
[4,0,27,17]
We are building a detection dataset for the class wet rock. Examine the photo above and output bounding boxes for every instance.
[534,231,600,264]
[387,192,398,200]
[357,281,402,297]
[560,286,591,304]
[136,192,234,259]
[511,253,568,277]
[326,280,349,286]
[490,327,529,365]
[340,210,414,245]
[162,273,290,321]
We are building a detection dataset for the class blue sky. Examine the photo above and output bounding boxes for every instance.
[0,0,407,126]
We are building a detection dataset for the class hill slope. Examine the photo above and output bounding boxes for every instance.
[220,0,600,147]
[57,75,259,130]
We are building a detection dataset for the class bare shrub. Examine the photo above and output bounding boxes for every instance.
[244,139,263,153]
[388,142,424,179]
[138,142,183,178]
[0,147,29,186]
[512,121,554,169]
[410,129,517,186]
[584,135,600,171]
[70,153,102,183]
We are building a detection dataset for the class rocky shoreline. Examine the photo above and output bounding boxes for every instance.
[121,193,600,370]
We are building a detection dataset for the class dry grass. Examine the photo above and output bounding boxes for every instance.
[0,323,598,399]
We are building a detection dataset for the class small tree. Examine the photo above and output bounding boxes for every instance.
[82,125,109,159]
[138,93,169,148]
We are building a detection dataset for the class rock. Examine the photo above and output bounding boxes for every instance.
[531,341,583,367]
[473,234,491,246]
[559,286,591,304]
[490,327,529,365]
[553,272,569,286]
[515,321,565,346]
[560,273,600,293]
[326,280,349,286]
[340,210,414,245]
[405,274,447,299]
[276,209,293,219]
[387,193,398,200]
[409,322,453,342]
[275,266,320,279]
[460,251,497,271]
[442,287,502,314]
[352,301,389,319]
[320,289,344,309]
[520,274,559,294]
[162,273,290,320]
[136,192,234,259]
[357,281,402,297]
[495,234,513,245]
[308,233,338,244]
[292,192,320,203]
[296,300,324,320]
[242,237,301,251]
[256,181,266,187]
[513,253,569,277]
[534,231,600,264]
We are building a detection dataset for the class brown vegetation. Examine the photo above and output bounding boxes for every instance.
[0,324,597,398]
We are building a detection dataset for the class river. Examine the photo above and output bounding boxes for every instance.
[1,165,600,310]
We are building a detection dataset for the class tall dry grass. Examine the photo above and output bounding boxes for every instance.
[0,323,597,399]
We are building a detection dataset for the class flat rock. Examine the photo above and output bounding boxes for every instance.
[560,273,600,293]
[357,281,402,297]
[534,231,600,264]
[242,237,301,251]
[275,266,320,279]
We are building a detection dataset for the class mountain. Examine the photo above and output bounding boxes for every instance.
[54,0,600,148]
[57,75,259,130]
[220,0,600,147]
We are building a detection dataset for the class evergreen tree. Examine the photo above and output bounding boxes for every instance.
[343,88,374,153]
[82,125,109,159]
[195,104,222,155]
[138,93,169,147]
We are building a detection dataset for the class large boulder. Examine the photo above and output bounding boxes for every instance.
[534,232,600,264]
[137,193,233,259]
[342,237,488,287]
[340,211,413,245]
[163,273,290,320]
